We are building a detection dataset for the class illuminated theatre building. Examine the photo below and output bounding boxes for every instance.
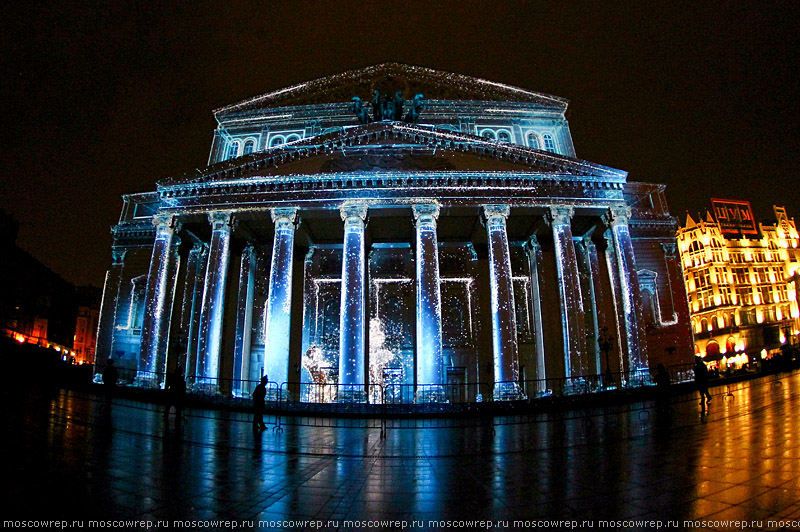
[94,64,693,402]
[677,201,800,369]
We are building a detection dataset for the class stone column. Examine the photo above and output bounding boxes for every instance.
[95,249,127,377]
[412,203,444,402]
[338,202,368,402]
[523,237,546,393]
[184,243,207,385]
[232,242,257,397]
[576,236,602,375]
[483,205,521,400]
[197,211,236,389]
[604,206,647,375]
[548,206,586,381]
[263,207,299,394]
[139,214,181,386]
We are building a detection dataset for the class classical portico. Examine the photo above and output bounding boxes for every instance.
[95,64,693,403]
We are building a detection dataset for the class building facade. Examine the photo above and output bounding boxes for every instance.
[94,64,692,401]
[677,201,800,369]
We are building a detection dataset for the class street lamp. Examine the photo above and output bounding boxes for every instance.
[598,326,615,389]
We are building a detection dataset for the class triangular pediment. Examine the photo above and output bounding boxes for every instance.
[215,63,568,115]
[164,122,625,186]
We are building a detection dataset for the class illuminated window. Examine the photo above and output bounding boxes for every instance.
[227,140,241,160]
[497,130,511,143]
[543,134,556,153]
[527,133,540,149]
[243,139,256,155]
[269,135,286,148]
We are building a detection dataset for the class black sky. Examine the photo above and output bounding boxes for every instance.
[3,2,798,287]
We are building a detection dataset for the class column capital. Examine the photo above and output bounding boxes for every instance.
[271,207,299,225]
[524,234,541,255]
[604,205,631,227]
[208,211,237,231]
[412,203,440,223]
[482,204,511,221]
[152,214,181,234]
[111,249,127,265]
[661,242,678,258]
[546,205,574,227]
[340,202,369,222]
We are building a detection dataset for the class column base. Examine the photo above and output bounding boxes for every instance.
[337,386,367,403]
[415,386,447,404]
[493,382,525,401]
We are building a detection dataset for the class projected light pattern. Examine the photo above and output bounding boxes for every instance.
[99,64,693,406]
[413,204,444,401]
[549,206,587,378]
[196,212,234,388]
[263,208,298,391]
[139,215,179,386]
[338,203,368,402]
[606,206,648,372]
[484,205,522,400]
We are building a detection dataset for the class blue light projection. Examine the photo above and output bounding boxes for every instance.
[232,243,256,396]
[412,203,444,401]
[139,214,180,386]
[484,205,522,400]
[549,206,587,379]
[196,211,234,388]
[338,203,368,402]
[263,208,298,393]
[606,206,648,372]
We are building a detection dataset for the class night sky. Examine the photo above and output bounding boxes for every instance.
[3,2,798,288]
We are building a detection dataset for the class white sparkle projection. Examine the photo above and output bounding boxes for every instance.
[368,318,396,404]
[139,214,180,387]
[262,208,299,393]
[483,205,523,400]
[578,236,604,374]
[524,237,547,394]
[548,206,587,381]
[232,243,256,397]
[196,211,235,389]
[605,206,648,371]
[412,203,444,402]
[97,64,693,404]
[338,202,368,402]
[184,243,207,384]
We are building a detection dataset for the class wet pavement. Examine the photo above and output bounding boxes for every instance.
[4,372,800,531]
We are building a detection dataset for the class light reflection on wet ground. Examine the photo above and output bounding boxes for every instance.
[4,372,800,529]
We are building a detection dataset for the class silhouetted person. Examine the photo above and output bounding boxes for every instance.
[694,356,712,405]
[252,375,268,431]
[102,359,119,405]
[164,368,186,420]
[654,363,671,414]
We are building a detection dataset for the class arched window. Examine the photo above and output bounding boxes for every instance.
[285,134,301,143]
[269,135,285,148]
[482,130,496,140]
[497,130,511,143]
[542,134,556,152]
[711,316,718,330]
[243,139,255,155]
[726,337,736,353]
[527,133,540,149]
[227,140,241,160]
[706,341,720,358]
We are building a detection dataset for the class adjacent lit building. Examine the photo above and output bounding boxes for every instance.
[94,63,693,401]
[677,200,800,369]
